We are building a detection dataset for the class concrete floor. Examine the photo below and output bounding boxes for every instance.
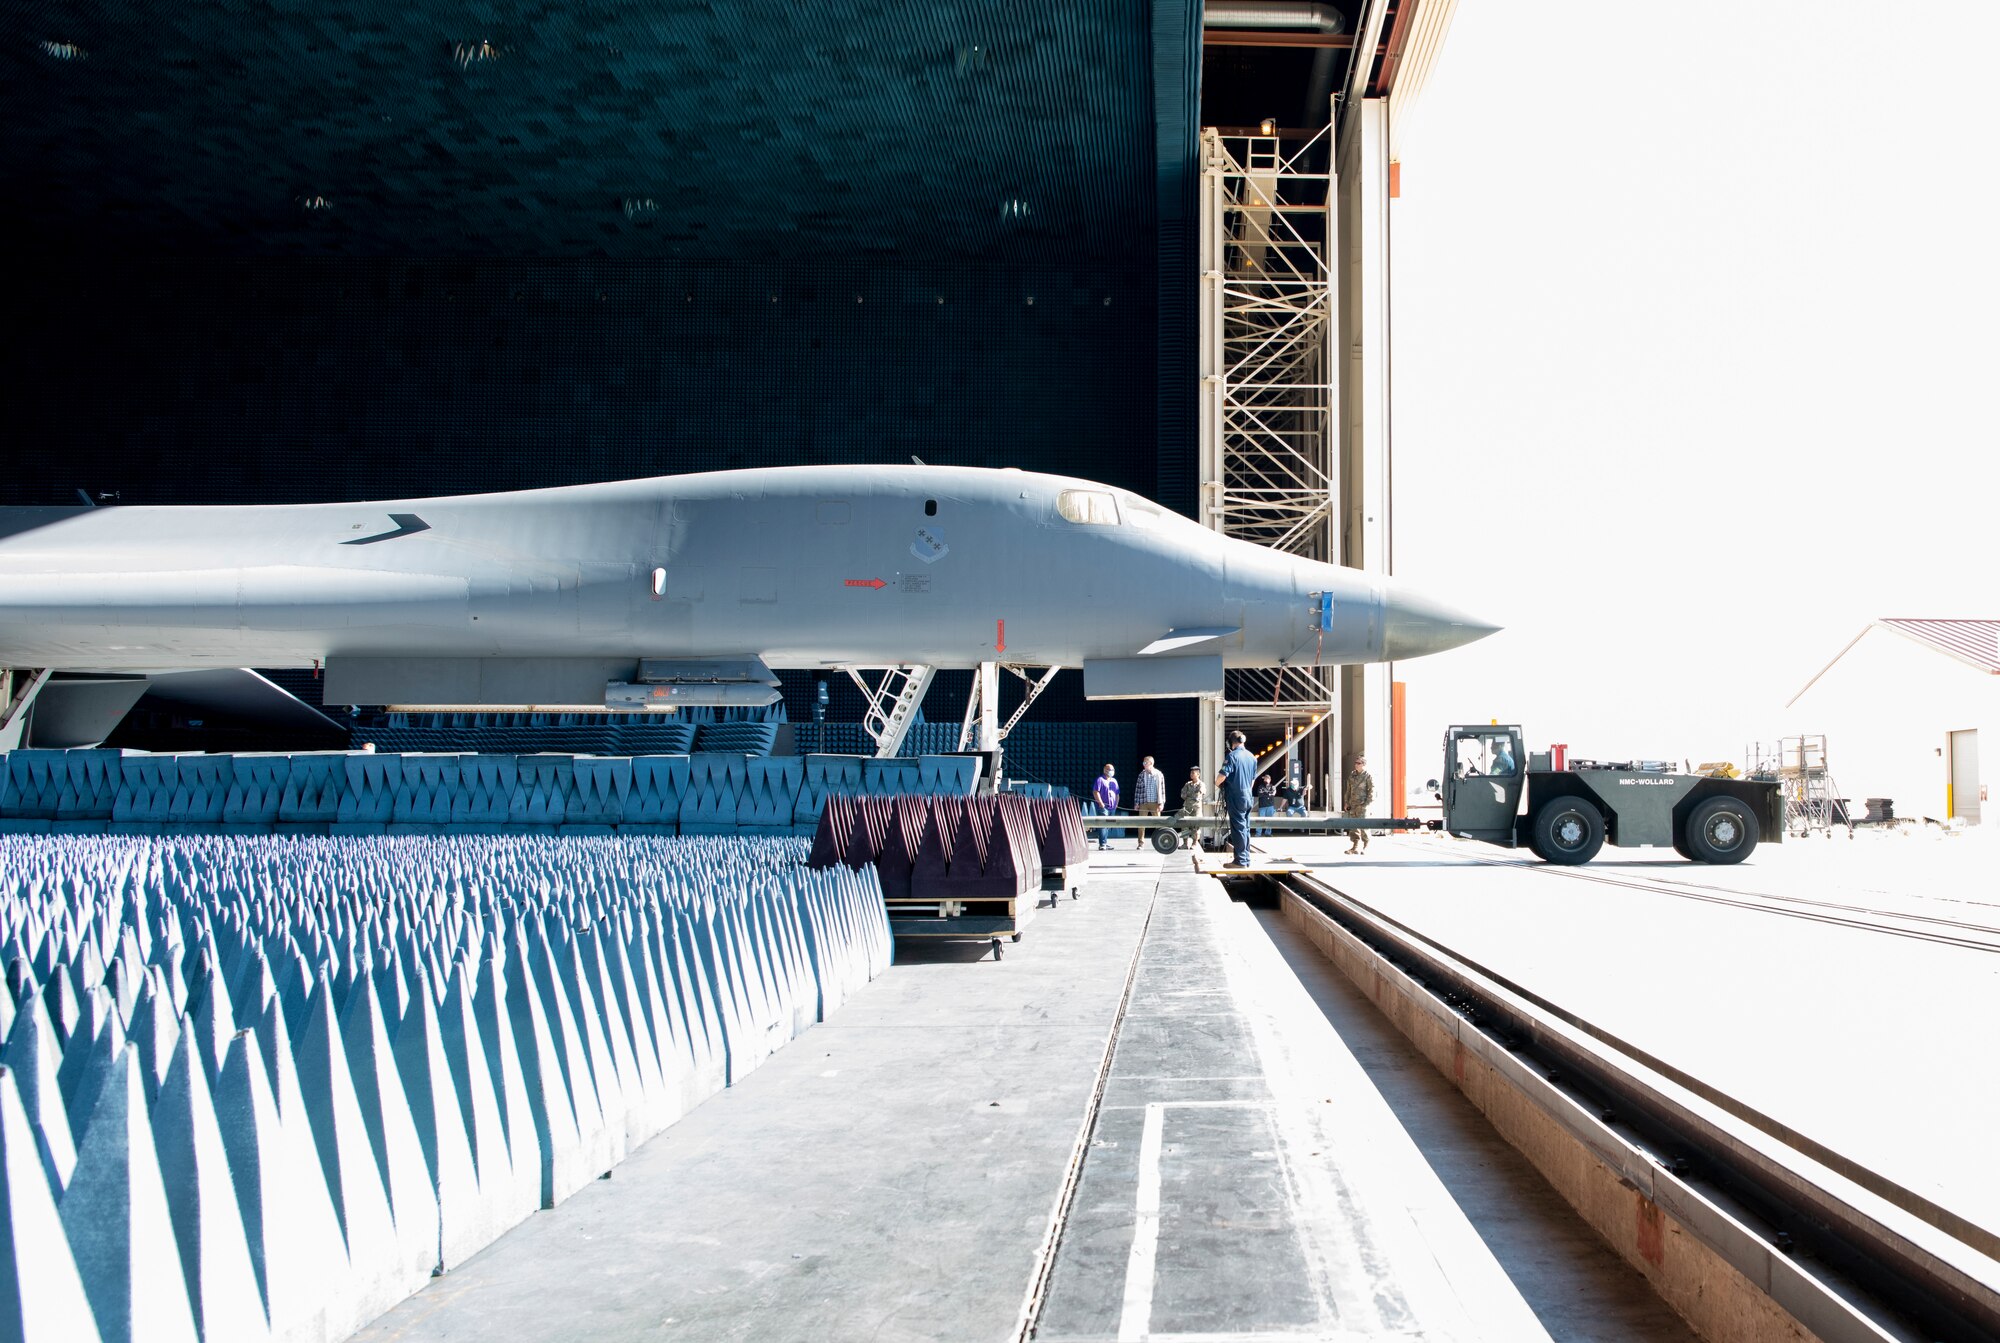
[1035,864,1571,1343]
[353,847,1694,1343]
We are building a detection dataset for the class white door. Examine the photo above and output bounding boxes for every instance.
[1949,729,1980,824]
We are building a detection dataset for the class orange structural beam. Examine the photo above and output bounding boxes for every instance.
[1391,680,1407,822]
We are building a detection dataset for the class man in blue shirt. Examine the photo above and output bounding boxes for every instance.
[1216,730,1257,867]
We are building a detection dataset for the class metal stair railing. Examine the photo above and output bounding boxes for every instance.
[845,664,936,758]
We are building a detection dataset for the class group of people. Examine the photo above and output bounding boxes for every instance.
[1088,756,1181,850]
[1088,740,1377,867]
[1252,771,1311,831]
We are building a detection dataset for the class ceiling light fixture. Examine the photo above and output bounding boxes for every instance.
[39,40,86,60]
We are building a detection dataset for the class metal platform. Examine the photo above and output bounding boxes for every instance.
[1190,853,1306,876]
[350,846,1686,1343]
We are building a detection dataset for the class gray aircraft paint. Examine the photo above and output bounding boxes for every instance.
[0,466,1495,705]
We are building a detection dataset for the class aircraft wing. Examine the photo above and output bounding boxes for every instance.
[143,668,347,735]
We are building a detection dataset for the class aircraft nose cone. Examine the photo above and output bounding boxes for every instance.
[1380,585,1499,660]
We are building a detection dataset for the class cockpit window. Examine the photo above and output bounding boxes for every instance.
[1056,489,1120,525]
[1454,733,1518,778]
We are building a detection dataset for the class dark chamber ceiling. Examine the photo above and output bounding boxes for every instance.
[2,1,1203,510]
[3,0,1159,261]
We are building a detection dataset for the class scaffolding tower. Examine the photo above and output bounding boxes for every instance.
[1749,734,1850,837]
[1197,126,1339,791]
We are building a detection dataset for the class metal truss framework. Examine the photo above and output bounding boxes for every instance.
[958,664,1061,752]
[1199,127,1339,778]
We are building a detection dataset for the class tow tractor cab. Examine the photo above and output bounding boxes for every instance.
[1440,725,1784,865]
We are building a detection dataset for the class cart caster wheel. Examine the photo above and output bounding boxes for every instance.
[1010,933,1023,943]
[1070,887,1080,900]
[992,938,1004,961]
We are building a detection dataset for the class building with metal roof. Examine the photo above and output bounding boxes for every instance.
[1788,619,1998,826]
[1873,619,2000,675]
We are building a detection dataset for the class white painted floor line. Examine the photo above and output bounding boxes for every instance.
[1014,878,1161,1343]
[1109,1332,1426,1342]
[1117,1101,1167,1343]
[1117,1099,1275,1342]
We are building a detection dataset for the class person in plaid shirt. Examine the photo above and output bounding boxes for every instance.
[1130,755,1165,849]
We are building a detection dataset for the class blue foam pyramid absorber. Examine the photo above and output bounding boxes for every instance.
[58,1048,202,1343]
[0,827,892,1340]
[0,1066,106,1342]
[149,1032,269,1343]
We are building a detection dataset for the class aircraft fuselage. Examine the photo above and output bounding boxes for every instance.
[0,465,1493,704]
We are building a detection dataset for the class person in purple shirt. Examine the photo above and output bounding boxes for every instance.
[1092,764,1120,851]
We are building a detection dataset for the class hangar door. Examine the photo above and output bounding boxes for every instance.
[1949,729,1980,823]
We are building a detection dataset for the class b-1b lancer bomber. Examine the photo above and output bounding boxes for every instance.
[0,465,1495,741]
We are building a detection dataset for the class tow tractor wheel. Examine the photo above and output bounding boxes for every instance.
[1684,796,1759,865]
[1533,797,1606,865]
[1151,828,1182,855]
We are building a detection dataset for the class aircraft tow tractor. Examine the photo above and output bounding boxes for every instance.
[1437,723,1782,865]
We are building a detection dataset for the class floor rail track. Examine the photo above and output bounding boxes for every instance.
[1439,846,2000,952]
[1276,872,2000,1343]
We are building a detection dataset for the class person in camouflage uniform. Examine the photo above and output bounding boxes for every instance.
[1177,767,1206,846]
[1178,767,1206,818]
[1343,754,1375,854]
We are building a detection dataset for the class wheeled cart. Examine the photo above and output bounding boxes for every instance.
[886,863,1088,960]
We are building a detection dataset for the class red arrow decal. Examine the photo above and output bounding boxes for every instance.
[996,619,1006,653]
[844,578,886,590]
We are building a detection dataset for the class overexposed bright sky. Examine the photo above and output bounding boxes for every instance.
[1390,0,1999,768]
